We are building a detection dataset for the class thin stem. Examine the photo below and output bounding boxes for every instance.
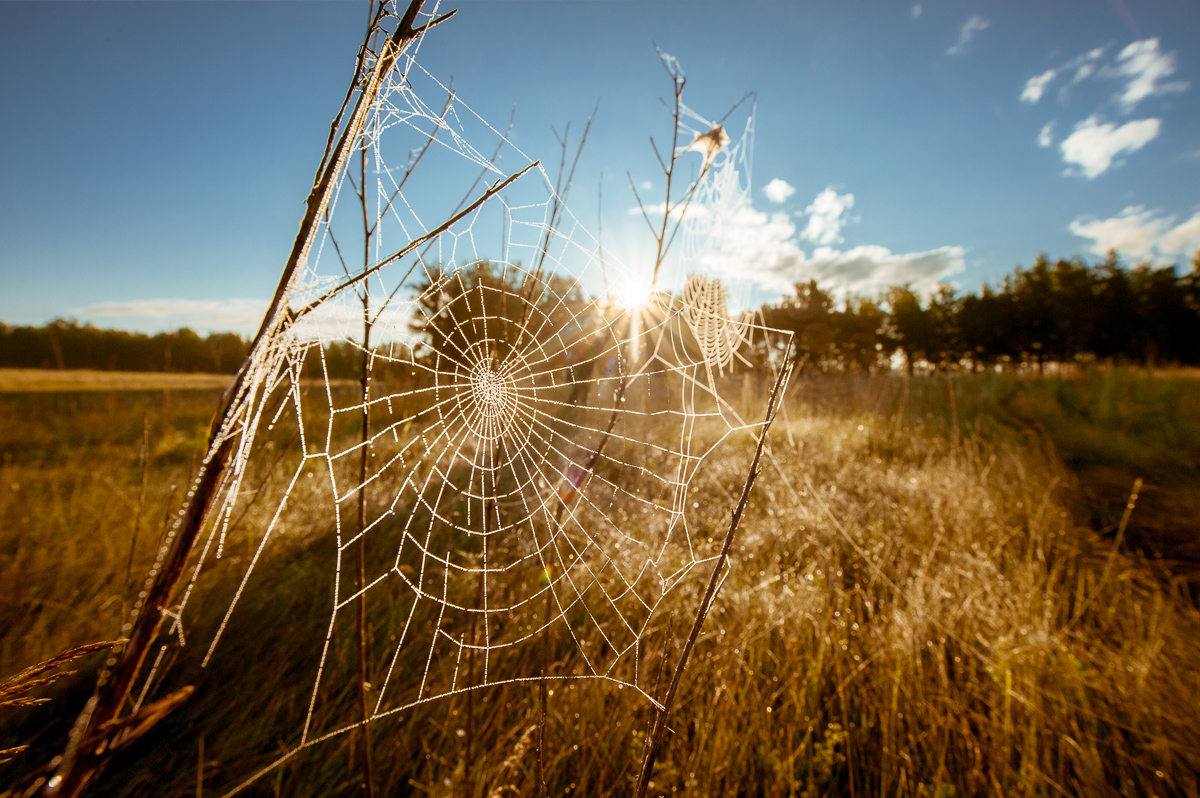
[633,345,794,798]
[510,107,597,359]
[296,163,538,319]
[650,67,683,287]
[355,113,376,798]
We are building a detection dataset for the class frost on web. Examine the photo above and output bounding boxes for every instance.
[122,7,790,791]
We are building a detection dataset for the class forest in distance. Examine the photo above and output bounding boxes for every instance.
[4,249,1200,377]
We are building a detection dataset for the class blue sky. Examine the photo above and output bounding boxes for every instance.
[1,1,1198,333]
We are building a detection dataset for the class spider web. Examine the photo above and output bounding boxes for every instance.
[664,89,766,380]
[123,6,791,791]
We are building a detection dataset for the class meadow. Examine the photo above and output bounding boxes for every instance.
[2,367,1199,797]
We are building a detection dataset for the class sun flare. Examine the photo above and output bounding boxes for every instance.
[618,278,654,310]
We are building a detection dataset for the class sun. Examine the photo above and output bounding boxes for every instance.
[618,277,654,310]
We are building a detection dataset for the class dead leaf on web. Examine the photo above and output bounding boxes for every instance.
[686,125,730,168]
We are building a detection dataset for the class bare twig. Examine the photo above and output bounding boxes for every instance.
[355,59,378,794]
[508,106,598,359]
[531,102,598,287]
[296,162,539,318]
[633,47,731,290]
[633,344,794,798]
[537,667,548,798]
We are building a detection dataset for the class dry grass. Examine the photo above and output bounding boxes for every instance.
[641,411,1200,796]
[0,368,234,393]
[2,376,1199,796]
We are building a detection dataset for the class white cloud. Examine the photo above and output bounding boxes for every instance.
[76,298,268,333]
[1068,206,1200,262]
[911,4,922,19]
[1037,121,1055,148]
[1068,207,1169,260]
[1020,48,1104,105]
[287,292,418,342]
[689,205,804,290]
[676,188,962,299]
[1110,38,1188,113]
[947,16,989,56]
[763,178,796,204]
[783,245,965,298]
[72,295,419,341]
[1021,69,1057,103]
[1059,115,1160,178]
[639,180,653,191]
[630,201,671,219]
[800,188,855,246]
[1068,47,1105,83]
[1162,213,1200,256]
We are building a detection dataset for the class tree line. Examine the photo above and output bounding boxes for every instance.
[5,251,1199,376]
[0,320,251,373]
[0,320,374,379]
[762,251,1200,372]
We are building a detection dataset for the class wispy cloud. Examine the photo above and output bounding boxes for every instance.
[1037,121,1055,148]
[1059,115,1160,178]
[1069,206,1200,263]
[1019,47,1103,104]
[1110,38,1188,113]
[1067,47,1105,85]
[1022,41,1184,175]
[1021,69,1057,104]
[1019,41,1186,112]
[947,16,989,56]
[763,178,796,204]
[75,298,269,333]
[71,296,419,341]
[800,188,855,246]
[911,4,922,19]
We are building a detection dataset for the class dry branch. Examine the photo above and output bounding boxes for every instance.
[634,345,794,797]
[40,3,449,796]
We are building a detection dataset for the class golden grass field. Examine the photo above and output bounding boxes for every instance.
[2,368,1199,796]
[0,368,234,393]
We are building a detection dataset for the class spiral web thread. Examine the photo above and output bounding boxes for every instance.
[123,7,791,792]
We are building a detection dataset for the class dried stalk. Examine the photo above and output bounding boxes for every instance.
[626,48,735,290]
[41,4,452,796]
[355,284,375,797]
[509,110,596,359]
[296,162,537,318]
[352,18,383,786]
[0,641,126,709]
[356,189,377,798]
[633,345,794,798]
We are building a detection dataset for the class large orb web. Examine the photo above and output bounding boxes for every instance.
[120,11,794,792]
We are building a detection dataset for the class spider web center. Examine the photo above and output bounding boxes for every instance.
[467,359,518,439]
